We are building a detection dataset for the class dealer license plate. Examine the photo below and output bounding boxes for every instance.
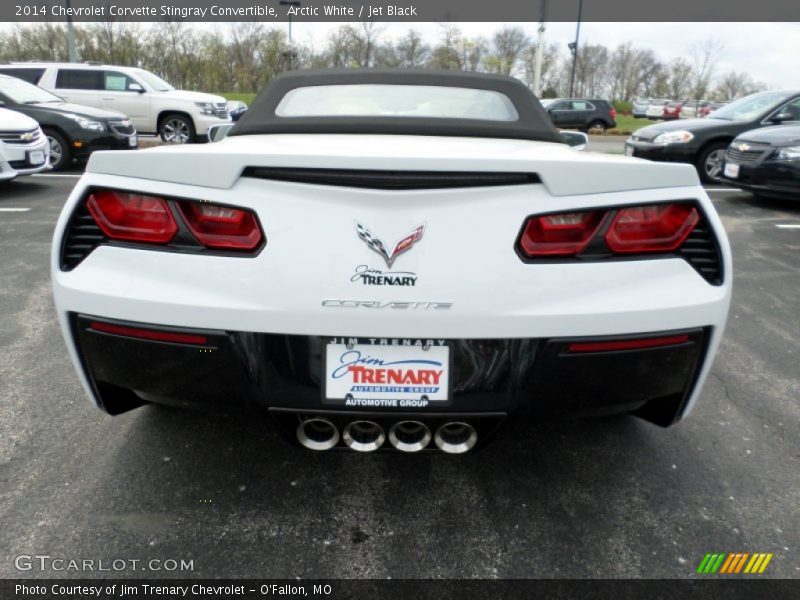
[27,150,45,166]
[324,338,450,408]
[723,162,739,179]
[625,144,634,157]
[128,135,138,147]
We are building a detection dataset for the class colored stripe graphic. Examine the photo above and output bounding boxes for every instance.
[698,552,773,574]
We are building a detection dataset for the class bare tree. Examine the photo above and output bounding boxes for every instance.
[427,24,462,70]
[715,71,758,101]
[666,58,693,99]
[394,30,430,67]
[689,38,725,99]
[485,26,529,76]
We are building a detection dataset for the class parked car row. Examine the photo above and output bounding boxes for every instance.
[634,98,728,121]
[0,62,247,174]
[540,97,617,132]
[626,90,800,198]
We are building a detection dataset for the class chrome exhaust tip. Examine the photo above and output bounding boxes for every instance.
[296,418,339,451]
[434,422,478,454]
[342,420,385,452]
[388,421,431,453]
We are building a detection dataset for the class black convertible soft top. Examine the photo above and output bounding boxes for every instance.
[229,68,563,143]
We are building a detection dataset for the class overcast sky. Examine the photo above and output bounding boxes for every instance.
[282,21,799,90]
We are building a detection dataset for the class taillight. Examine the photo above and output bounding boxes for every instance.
[86,190,177,244]
[610,107,617,119]
[517,203,700,259]
[84,189,263,253]
[518,211,604,257]
[605,204,699,253]
[178,202,262,250]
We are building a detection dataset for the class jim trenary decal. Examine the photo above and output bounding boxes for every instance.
[325,338,451,407]
[351,264,418,286]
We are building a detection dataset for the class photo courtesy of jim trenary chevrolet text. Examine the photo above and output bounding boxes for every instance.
[0,0,798,597]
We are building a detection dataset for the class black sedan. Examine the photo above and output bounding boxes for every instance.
[625,90,800,183]
[720,125,800,200]
[0,74,137,170]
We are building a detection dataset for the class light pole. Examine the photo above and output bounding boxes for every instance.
[532,0,547,96]
[65,0,78,62]
[568,0,583,98]
[279,0,301,70]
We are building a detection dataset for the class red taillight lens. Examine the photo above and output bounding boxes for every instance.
[86,190,177,244]
[519,211,604,257]
[610,107,617,119]
[89,321,208,345]
[568,334,690,353]
[605,204,699,253]
[178,202,262,250]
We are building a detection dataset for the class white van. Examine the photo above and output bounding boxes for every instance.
[0,63,230,144]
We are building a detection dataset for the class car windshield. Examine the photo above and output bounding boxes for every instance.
[134,69,174,92]
[275,84,520,121]
[709,91,790,121]
[0,76,62,104]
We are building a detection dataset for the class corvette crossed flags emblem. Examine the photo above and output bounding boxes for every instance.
[355,221,425,268]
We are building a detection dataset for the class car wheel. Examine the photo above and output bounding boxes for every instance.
[159,114,196,144]
[44,129,71,171]
[587,120,607,134]
[696,142,728,183]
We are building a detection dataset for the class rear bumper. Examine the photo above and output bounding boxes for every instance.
[71,314,710,427]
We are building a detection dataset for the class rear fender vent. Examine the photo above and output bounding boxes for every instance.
[241,167,541,190]
[677,216,723,285]
[60,202,107,271]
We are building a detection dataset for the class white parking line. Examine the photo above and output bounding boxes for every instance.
[31,173,81,178]
[0,208,31,212]
[775,224,800,229]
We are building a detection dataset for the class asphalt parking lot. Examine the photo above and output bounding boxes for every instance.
[0,173,798,579]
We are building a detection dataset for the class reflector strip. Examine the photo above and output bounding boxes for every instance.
[568,334,690,353]
[89,321,208,345]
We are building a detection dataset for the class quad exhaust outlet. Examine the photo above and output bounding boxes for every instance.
[296,417,339,451]
[388,421,432,452]
[434,421,478,454]
[290,414,485,453]
[342,420,386,452]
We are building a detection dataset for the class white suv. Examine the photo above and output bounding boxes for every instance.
[0,63,230,144]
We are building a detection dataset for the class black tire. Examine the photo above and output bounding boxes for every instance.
[696,142,729,184]
[44,128,71,171]
[159,113,196,144]
[587,120,607,134]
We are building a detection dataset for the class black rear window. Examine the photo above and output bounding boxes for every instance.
[0,68,45,84]
[56,69,103,90]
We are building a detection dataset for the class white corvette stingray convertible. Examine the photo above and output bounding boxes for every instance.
[52,70,732,453]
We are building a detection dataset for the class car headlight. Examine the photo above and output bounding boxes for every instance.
[63,113,106,131]
[653,130,694,144]
[195,102,216,115]
[776,145,800,161]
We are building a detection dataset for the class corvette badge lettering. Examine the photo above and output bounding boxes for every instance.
[355,221,425,268]
[322,299,452,309]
